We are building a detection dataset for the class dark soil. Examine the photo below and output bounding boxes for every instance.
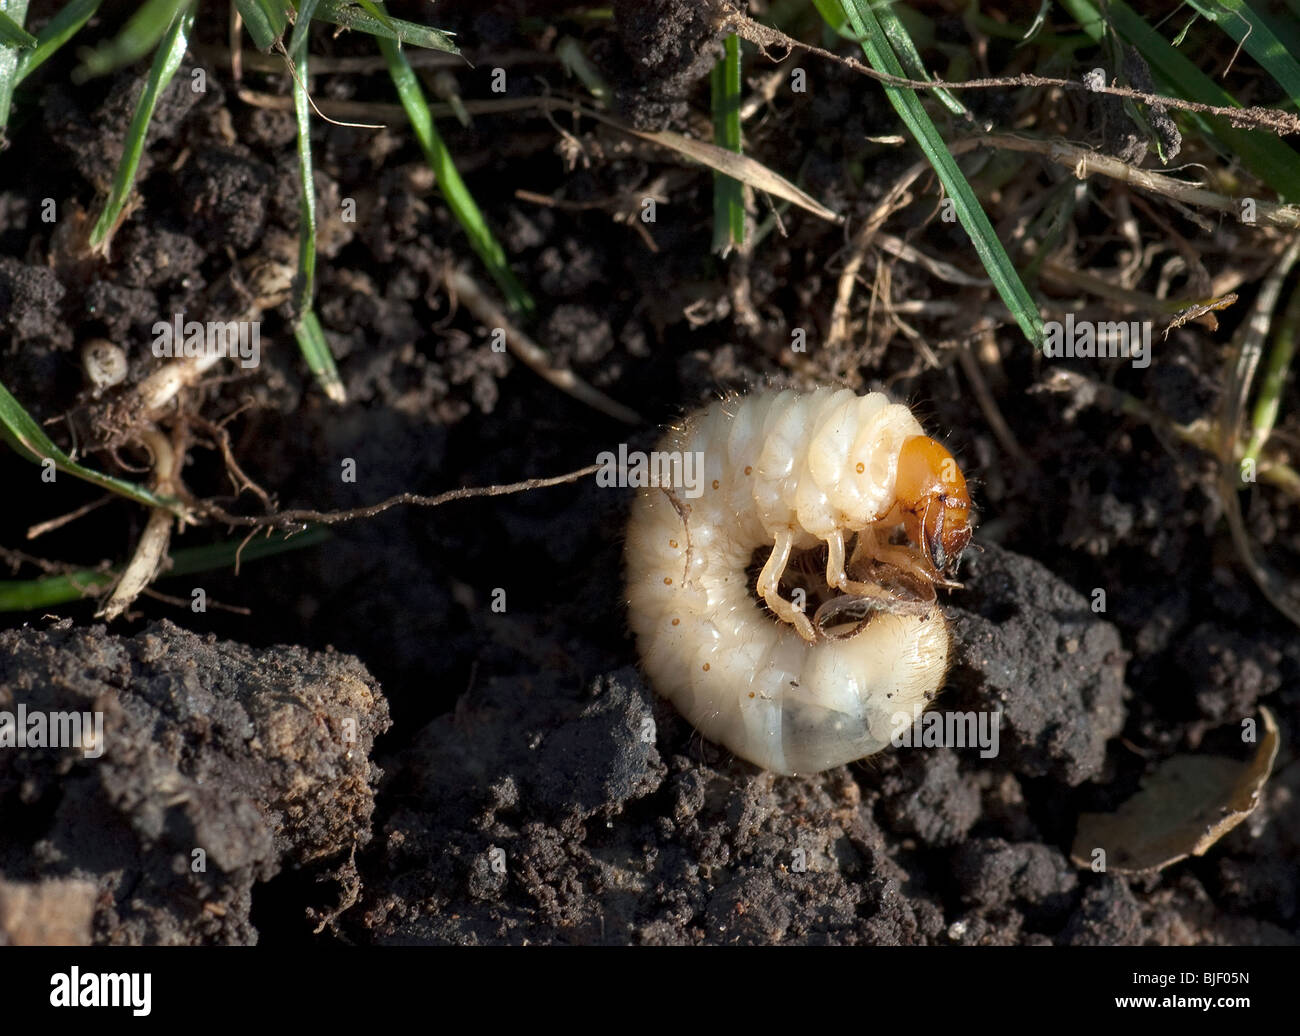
[0,620,387,944]
[0,1,1296,945]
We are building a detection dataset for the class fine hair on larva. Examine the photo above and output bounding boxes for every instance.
[624,386,973,776]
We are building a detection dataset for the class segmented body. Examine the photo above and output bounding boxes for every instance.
[624,387,954,775]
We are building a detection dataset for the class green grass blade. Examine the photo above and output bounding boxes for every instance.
[830,0,1044,348]
[0,9,36,48]
[291,1,317,311]
[1018,1,1055,48]
[349,0,399,38]
[1060,0,1300,200]
[233,0,286,51]
[1244,283,1300,465]
[0,527,331,611]
[1186,0,1300,107]
[874,3,966,116]
[15,0,102,85]
[711,33,745,255]
[72,0,186,81]
[1252,3,1300,63]
[0,0,30,131]
[87,1,195,253]
[288,0,318,60]
[285,5,345,402]
[0,377,184,513]
[556,36,612,103]
[376,21,534,315]
[294,310,345,403]
[0,568,116,610]
[813,0,850,35]
[314,0,458,54]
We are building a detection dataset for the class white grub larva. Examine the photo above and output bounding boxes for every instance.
[625,387,974,776]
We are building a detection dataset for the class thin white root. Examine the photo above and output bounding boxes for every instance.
[136,344,231,415]
[97,428,179,622]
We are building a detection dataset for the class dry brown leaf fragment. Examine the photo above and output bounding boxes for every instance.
[1070,707,1279,874]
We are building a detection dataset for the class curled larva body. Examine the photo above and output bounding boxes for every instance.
[625,387,970,775]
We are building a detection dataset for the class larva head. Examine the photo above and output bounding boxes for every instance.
[895,435,972,575]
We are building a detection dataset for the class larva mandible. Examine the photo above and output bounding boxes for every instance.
[624,387,973,776]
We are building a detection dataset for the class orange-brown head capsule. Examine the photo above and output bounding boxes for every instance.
[895,435,973,576]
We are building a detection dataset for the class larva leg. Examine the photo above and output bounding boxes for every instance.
[758,528,817,642]
[824,529,934,614]
[854,527,961,590]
